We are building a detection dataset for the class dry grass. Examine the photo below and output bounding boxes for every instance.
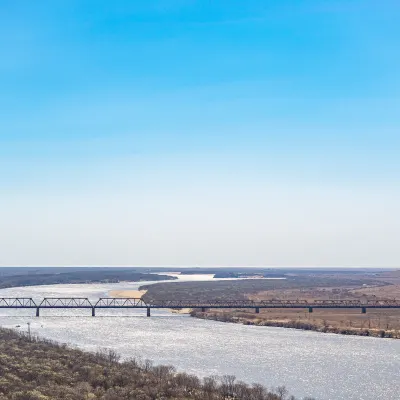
[142,270,400,338]
[241,308,400,330]
[242,282,400,336]
[193,308,400,338]
[351,284,400,299]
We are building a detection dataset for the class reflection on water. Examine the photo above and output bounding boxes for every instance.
[0,281,399,400]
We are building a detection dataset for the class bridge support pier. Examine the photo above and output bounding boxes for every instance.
[362,307,367,314]
[201,307,206,312]
[147,307,151,317]
[255,307,260,314]
[92,307,95,317]
[36,307,40,317]
[308,307,313,313]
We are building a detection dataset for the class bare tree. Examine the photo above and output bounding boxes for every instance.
[275,385,289,400]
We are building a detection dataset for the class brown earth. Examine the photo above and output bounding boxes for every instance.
[197,279,400,339]
[191,307,400,338]
[141,271,400,338]
[351,284,400,299]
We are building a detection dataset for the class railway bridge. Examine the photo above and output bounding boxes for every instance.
[1,297,400,317]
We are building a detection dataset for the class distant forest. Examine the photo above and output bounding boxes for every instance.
[0,268,174,289]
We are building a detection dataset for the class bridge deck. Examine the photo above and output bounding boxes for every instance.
[0,297,399,309]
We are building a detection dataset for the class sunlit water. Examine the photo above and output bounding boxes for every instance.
[0,279,398,400]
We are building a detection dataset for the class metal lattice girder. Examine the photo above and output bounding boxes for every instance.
[218,300,255,307]
[366,299,399,307]
[312,299,362,306]
[39,298,93,308]
[259,300,310,306]
[153,300,258,308]
[0,298,37,308]
[0,297,400,310]
[152,300,232,308]
[94,298,148,308]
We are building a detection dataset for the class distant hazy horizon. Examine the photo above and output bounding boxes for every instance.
[0,265,398,271]
[1,1,399,267]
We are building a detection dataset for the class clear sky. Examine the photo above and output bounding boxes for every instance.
[1,0,399,267]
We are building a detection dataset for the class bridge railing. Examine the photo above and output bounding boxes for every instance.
[147,300,258,308]
[0,298,37,308]
[39,298,93,308]
[258,300,309,306]
[365,299,399,307]
[95,298,148,308]
[0,297,399,310]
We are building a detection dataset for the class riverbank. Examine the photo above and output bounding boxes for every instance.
[0,280,398,399]
[108,289,147,298]
[191,310,400,339]
[141,274,400,340]
[107,286,400,339]
[0,327,306,400]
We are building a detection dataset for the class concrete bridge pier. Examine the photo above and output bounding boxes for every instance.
[201,307,206,312]
[308,307,313,313]
[255,307,260,314]
[92,307,96,317]
[36,307,40,317]
[147,307,151,317]
[362,307,367,314]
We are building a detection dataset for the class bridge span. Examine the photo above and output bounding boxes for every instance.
[1,297,400,317]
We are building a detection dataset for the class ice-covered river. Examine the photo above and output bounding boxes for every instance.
[0,277,398,400]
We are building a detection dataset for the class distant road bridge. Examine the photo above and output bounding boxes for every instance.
[1,298,400,317]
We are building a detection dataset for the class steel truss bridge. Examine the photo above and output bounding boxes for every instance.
[0,298,400,317]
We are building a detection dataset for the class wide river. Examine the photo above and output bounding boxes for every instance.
[0,277,398,400]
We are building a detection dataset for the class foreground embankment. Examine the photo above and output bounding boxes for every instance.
[0,327,313,400]
[191,310,400,339]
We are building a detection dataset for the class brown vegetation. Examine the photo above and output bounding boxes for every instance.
[0,327,313,400]
[142,273,400,339]
[351,284,400,299]
[191,308,400,339]
[141,276,383,303]
[237,280,400,338]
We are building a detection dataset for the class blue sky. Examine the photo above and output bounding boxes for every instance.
[1,1,399,266]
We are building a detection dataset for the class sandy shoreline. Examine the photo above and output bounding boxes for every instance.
[108,290,148,298]
[107,290,191,314]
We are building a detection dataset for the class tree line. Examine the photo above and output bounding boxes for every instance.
[0,271,173,289]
